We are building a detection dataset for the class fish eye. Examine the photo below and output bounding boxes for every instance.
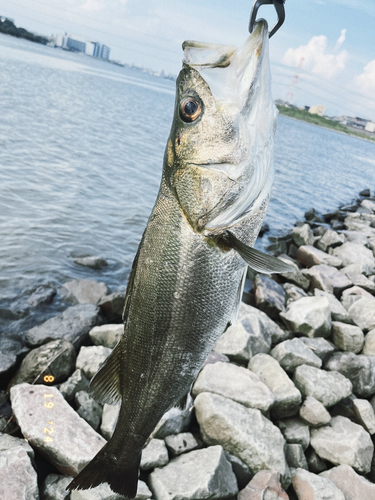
[179,97,202,123]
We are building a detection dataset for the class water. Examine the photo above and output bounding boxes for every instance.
[1,33,375,338]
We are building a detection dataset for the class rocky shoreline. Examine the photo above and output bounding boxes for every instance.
[1,189,375,500]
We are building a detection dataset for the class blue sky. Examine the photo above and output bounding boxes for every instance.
[1,0,375,120]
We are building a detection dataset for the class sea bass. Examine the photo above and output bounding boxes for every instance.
[67,20,292,498]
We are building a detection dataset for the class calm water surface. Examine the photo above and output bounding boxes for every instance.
[1,33,375,336]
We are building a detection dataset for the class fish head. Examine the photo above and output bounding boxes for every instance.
[165,20,277,233]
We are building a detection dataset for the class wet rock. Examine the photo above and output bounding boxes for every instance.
[254,274,285,319]
[148,445,238,500]
[340,285,373,310]
[277,417,310,450]
[292,224,315,247]
[284,283,308,305]
[331,321,364,353]
[10,383,106,476]
[152,396,193,439]
[280,296,331,338]
[311,415,374,473]
[25,304,101,348]
[293,365,352,407]
[27,285,56,307]
[192,362,274,412]
[306,448,328,474]
[98,291,126,323]
[299,397,331,427]
[238,470,288,500]
[345,272,375,293]
[331,242,375,275]
[74,256,108,269]
[314,289,352,324]
[300,337,336,363]
[74,390,103,431]
[76,345,112,380]
[360,189,371,197]
[41,473,72,500]
[9,339,76,389]
[270,338,322,372]
[59,369,90,402]
[0,351,18,381]
[363,328,375,355]
[249,353,302,418]
[224,451,253,490]
[317,229,345,252]
[195,392,288,480]
[285,443,308,469]
[165,432,199,457]
[296,245,342,268]
[100,403,120,440]
[291,468,345,500]
[303,265,352,296]
[348,296,375,331]
[140,438,169,470]
[352,398,375,434]
[70,480,151,500]
[89,324,123,349]
[60,279,108,305]
[320,464,375,500]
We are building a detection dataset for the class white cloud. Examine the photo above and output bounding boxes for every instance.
[282,34,348,79]
[355,59,375,96]
[335,29,346,50]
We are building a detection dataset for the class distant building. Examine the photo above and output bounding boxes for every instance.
[53,33,111,60]
[308,104,326,117]
[100,45,110,60]
[365,121,375,133]
[65,36,86,53]
[85,41,95,57]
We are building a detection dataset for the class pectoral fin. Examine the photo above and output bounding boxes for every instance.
[223,230,295,274]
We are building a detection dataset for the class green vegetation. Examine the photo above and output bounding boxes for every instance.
[0,19,48,45]
[276,105,375,142]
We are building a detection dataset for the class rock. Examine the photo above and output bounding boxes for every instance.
[9,339,76,389]
[299,397,331,427]
[25,304,101,348]
[285,443,308,469]
[148,445,238,500]
[195,392,288,481]
[296,245,342,268]
[314,290,352,324]
[340,263,363,275]
[341,285,373,310]
[270,338,322,372]
[27,285,56,307]
[74,390,103,431]
[280,296,331,338]
[320,464,375,500]
[291,468,345,500]
[277,417,310,450]
[360,189,371,197]
[331,242,375,275]
[151,396,193,439]
[100,403,120,440]
[0,351,18,381]
[302,267,334,294]
[203,351,229,366]
[306,448,328,473]
[317,229,345,252]
[363,328,375,355]
[278,256,310,291]
[59,369,90,402]
[76,345,112,380]
[41,473,72,500]
[332,321,365,353]
[292,224,315,247]
[249,353,302,418]
[9,383,106,476]
[140,438,169,470]
[311,415,374,473]
[164,432,199,457]
[192,362,274,412]
[74,256,108,269]
[237,303,287,344]
[238,470,288,500]
[345,272,375,293]
[98,291,126,323]
[223,451,253,490]
[300,337,336,363]
[348,296,375,332]
[89,324,123,349]
[60,279,108,305]
[284,283,308,305]
[70,480,151,499]
[253,274,285,319]
[293,365,352,407]
[303,265,352,296]
[325,352,375,397]
[352,398,375,434]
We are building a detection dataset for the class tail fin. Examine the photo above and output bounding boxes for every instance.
[66,446,141,498]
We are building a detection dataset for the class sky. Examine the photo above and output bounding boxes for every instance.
[1,0,375,120]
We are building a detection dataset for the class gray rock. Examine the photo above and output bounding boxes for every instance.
[280,296,331,338]
[194,392,288,480]
[8,339,76,389]
[293,365,352,407]
[317,229,345,252]
[151,396,193,439]
[25,304,101,348]
[339,263,363,275]
[27,285,56,308]
[0,351,17,380]
[98,291,126,323]
[203,351,229,366]
[306,448,328,473]
[76,345,112,380]
[331,242,375,275]
[363,328,375,355]
[74,256,108,269]
[314,289,352,324]
[70,480,151,500]
[60,279,108,305]
[300,337,336,363]
[292,224,315,247]
[302,267,334,294]
[100,403,120,440]
[311,415,374,473]
[213,322,255,363]
[192,362,274,412]
[362,199,375,211]
[284,283,308,305]
[296,245,342,268]
[165,432,199,457]
[74,390,103,431]
[352,398,375,434]
[348,296,375,332]
[331,321,364,353]
[41,473,72,500]
[345,272,375,293]
[148,445,238,500]
[325,352,375,397]
[270,338,322,372]
[299,397,331,427]
[238,470,288,500]
[254,275,285,319]
[320,464,375,500]
[0,442,39,500]
[292,468,345,500]
[278,256,310,291]
[277,417,310,450]
[59,369,90,402]
[340,285,373,310]
[10,383,106,476]
[223,451,253,490]
[140,439,169,470]
[89,324,123,349]
[238,303,287,345]
[249,353,302,418]
[303,265,352,296]
[285,444,308,469]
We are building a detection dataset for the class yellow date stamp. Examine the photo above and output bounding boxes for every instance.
[43,375,55,443]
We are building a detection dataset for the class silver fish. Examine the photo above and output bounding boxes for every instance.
[67,20,292,498]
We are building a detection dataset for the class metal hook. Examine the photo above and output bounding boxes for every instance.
[249,0,286,38]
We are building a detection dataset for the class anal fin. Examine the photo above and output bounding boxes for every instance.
[89,340,122,405]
